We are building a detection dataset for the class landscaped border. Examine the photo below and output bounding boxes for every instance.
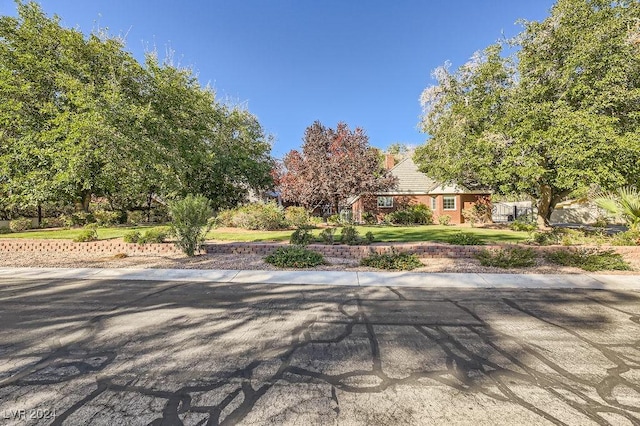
[1,239,639,261]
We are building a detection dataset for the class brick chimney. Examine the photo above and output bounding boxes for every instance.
[384,154,395,170]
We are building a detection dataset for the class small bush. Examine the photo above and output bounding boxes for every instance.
[93,209,121,226]
[362,212,376,224]
[365,231,375,244]
[462,203,491,227]
[264,246,325,268]
[216,202,287,230]
[340,225,361,245]
[319,228,337,244]
[10,217,32,232]
[510,219,537,233]
[73,224,98,242]
[127,210,146,225]
[138,227,169,244]
[327,214,341,225]
[169,195,212,256]
[0,226,12,234]
[545,248,631,271]
[476,246,536,268]
[290,227,314,246]
[385,204,433,225]
[71,211,95,226]
[438,215,451,226]
[447,232,484,245]
[41,217,65,229]
[610,229,640,246]
[285,206,311,228]
[123,230,141,243]
[361,250,422,271]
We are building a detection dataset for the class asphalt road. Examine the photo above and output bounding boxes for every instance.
[0,277,639,425]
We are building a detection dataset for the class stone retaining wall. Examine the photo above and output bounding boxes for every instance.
[1,239,639,260]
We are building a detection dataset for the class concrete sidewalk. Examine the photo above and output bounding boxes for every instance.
[0,267,638,289]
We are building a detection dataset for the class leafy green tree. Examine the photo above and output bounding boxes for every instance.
[415,0,640,227]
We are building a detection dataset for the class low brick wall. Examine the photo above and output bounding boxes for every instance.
[2,239,640,260]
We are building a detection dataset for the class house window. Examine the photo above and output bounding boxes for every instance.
[377,196,393,208]
[443,196,456,210]
[431,196,437,210]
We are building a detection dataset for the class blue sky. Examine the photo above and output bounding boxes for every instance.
[2,0,556,158]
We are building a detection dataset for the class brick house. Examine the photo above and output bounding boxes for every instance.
[349,156,491,224]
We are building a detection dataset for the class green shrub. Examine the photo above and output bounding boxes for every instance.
[438,215,451,226]
[385,204,433,225]
[365,231,375,244]
[319,228,337,244]
[290,227,314,245]
[610,229,640,246]
[462,203,491,227]
[447,232,484,245]
[127,210,146,225]
[73,224,98,242]
[264,246,325,268]
[361,250,422,271]
[41,217,65,228]
[93,209,121,226]
[169,195,212,256]
[285,206,311,228]
[123,230,141,243]
[0,226,12,234]
[340,225,361,245]
[9,217,32,232]
[217,202,287,230]
[362,212,376,224]
[545,248,631,271]
[510,219,537,233]
[60,214,74,228]
[71,211,94,226]
[309,216,324,226]
[476,246,536,268]
[138,227,169,244]
[327,214,341,225]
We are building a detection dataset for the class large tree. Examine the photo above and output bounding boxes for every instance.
[0,1,273,217]
[415,0,640,227]
[280,121,396,213]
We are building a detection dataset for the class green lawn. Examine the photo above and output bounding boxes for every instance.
[206,225,529,244]
[1,224,530,244]
[1,225,152,240]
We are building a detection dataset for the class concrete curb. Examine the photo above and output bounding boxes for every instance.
[0,267,639,290]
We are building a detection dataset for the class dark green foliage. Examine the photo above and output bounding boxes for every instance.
[365,231,375,244]
[362,212,376,224]
[93,210,121,227]
[264,246,325,268]
[123,230,141,243]
[290,227,314,246]
[326,214,341,225]
[340,225,361,245]
[9,217,31,232]
[169,195,212,256]
[360,250,423,271]
[0,226,12,234]
[319,228,337,244]
[545,248,631,272]
[446,232,484,245]
[476,246,536,268]
[386,204,433,225]
[73,224,98,242]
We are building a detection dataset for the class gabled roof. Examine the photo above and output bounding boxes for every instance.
[383,157,439,194]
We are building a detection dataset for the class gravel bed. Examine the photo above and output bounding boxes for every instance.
[1,250,638,275]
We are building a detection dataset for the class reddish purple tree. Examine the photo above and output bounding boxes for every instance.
[280,121,397,214]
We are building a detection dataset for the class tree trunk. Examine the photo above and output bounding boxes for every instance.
[333,197,340,216]
[37,204,42,227]
[536,184,553,229]
[81,192,91,213]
